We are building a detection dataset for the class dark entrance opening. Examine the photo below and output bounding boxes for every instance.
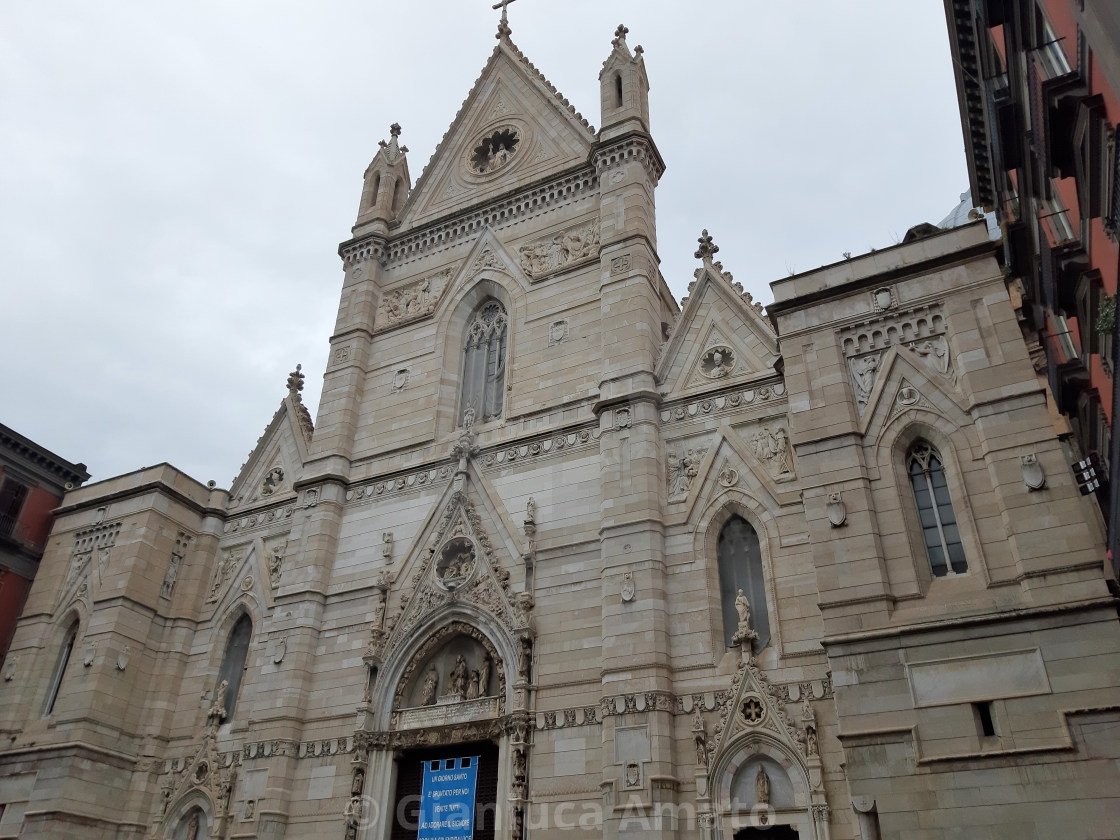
[391,740,499,840]
[734,827,799,840]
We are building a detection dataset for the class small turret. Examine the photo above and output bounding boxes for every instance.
[354,123,411,232]
[598,25,650,142]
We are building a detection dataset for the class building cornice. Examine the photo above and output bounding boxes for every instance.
[0,424,89,490]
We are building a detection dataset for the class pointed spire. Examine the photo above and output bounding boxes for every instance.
[695,230,719,265]
[287,364,305,402]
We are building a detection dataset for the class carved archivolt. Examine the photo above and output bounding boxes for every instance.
[392,621,506,714]
[375,269,452,332]
[519,219,600,279]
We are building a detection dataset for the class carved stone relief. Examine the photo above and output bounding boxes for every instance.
[699,346,735,378]
[748,427,794,480]
[548,319,569,346]
[376,269,451,332]
[519,219,600,279]
[207,548,245,603]
[839,304,953,414]
[161,531,193,599]
[667,447,707,498]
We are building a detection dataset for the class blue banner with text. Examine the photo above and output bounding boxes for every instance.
[418,756,479,840]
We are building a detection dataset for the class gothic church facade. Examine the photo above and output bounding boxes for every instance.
[1,18,1119,840]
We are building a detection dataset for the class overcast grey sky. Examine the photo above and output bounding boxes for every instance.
[1,1,966,487]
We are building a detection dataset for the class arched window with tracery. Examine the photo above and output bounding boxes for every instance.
[717,516,771,650]
[459,299,508,425]
[44,619,78,716]
[214,613,252,724]
[907,440,967,576]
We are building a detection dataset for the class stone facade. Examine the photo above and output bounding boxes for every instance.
[1,18,1119,840]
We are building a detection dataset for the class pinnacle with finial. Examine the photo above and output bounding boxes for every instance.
[612,23,629,48]
[390,123,401,138]
[493,0,517,39]
[695,230,719,263]
[287,364,305,400]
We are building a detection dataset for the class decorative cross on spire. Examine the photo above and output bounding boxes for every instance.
[493,0,517,39]
[695,230,720,264]
[612,24,629,48]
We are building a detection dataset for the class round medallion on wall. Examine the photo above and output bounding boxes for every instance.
[739,695,767,727]
[436,537,476,590]
[467,126,521,176]
[700,346,735,378]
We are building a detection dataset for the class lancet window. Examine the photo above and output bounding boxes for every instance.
[44,620,78,716]
[459,300,508,425]
[717,516,771,649]
[907,440,967,576]
[214,613,252,723]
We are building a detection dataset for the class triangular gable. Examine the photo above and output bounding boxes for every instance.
[667,425,799,525]
[708,654,810,769]
[372,463,530,665]
[657,265,779,396]
[228,394,310,506]
[399,39,596,228]
[858,348,971,443]
[445,227,534,298]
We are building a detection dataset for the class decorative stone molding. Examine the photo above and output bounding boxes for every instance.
[610,254,631,276]
[375,269,452,333]
[592,135,666,185]
[222,505,295,534]
[519,219,600,279]
[373,170,600,270]
[338,237,387,269]
[660,382,786,423]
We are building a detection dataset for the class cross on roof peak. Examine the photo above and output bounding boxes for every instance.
[493,0,518,38]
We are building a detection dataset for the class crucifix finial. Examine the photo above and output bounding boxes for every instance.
[493,0,517,39]
[612,24,629,48]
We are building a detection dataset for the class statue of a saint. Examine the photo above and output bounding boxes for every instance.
[526,497,536,523]
[208,679,228,724]
[466,670,480,700]
[420,666,439,706]
[186,813,200,840]
[735,589,751,627]
[755,765,770,805]
[478,655,492,697]
[447,655,468,697]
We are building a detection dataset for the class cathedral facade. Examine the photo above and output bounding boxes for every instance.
[2,19,1119,840]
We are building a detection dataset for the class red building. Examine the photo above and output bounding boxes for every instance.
[944,0,1120,574]
[0,424,88,663]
